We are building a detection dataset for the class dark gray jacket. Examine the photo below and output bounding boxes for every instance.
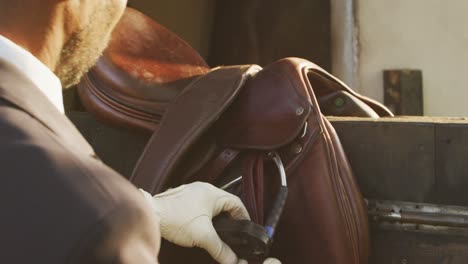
[0,60,160,263]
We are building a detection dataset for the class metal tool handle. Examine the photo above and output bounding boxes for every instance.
[265,186,288,237]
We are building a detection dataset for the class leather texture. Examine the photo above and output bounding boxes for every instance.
[77,8,209,132]
[131,65,261,192]
[130,58,372,264]
[0,60,161,263]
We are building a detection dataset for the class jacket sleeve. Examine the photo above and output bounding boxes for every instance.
[0,103,162,263]
[69,198,161,264]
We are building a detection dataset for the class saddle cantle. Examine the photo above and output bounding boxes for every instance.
[77,7,394,264]
[77,8,209,132]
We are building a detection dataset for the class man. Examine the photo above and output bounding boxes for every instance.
[0,0,279,263]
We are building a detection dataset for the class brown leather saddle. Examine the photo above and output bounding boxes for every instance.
[78,8,393,264]
[77,7,210,132]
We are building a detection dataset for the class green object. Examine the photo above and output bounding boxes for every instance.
[334,97,345,108]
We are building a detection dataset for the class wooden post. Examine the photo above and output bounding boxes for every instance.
[209,0,331,69]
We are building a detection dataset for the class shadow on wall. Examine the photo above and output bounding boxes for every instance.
[127,0,216,59]
[127,0,331,69]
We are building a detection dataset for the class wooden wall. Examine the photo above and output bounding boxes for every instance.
[127,0,331,69]
[209,0,331,69]
[127,0,216,59]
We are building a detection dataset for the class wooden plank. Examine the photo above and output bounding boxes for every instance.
[330,116,468,206]
[371,229,468,264]
[209,0,331,69]
[330,117,435,202]
[384,70,424,115]
[433,123,468,205]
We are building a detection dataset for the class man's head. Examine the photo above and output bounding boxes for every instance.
[0,0,127,88]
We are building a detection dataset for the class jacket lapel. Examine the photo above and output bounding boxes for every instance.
[0,60,95,157]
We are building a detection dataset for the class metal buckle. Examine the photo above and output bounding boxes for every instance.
[300,122,308,138]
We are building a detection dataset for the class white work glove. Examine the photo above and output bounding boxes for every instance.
[141,182,280,264]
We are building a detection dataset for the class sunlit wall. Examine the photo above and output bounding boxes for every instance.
[357,0,468,116]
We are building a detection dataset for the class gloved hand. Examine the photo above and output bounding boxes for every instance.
[141,182,281,264]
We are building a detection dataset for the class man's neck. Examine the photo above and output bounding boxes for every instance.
[0,3,66,72]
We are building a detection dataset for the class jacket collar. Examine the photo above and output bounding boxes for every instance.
[0,35,64,114]
[0,59,95,157]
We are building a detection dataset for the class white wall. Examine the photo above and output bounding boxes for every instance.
[357,0,468,116]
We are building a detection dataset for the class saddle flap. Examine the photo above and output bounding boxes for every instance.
[215,60,314,150]
[130,65,261,194]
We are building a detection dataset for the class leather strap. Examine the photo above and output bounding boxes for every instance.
[191,148,240,184]
[240,153,264,224]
